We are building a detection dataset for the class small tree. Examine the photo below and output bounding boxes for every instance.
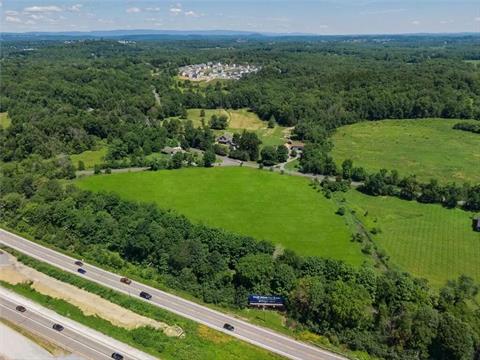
[93,164,101,175]
[77,160,85,171]
[203,149,216,167]
[260,146,278,166]
[105,167,112,174]
[268,115,276,128]
[200,109,206,117]
[276,145,289,163]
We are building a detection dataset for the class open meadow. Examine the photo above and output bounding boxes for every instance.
[184,108,288,147]
[70,146,107,169]
[77,167,365,265]
[331,119,480,184]
[343,190,480,288]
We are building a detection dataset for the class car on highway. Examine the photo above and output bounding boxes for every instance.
[15,305,26,312]
[111,352,124,360]
[223,323,235,331]
[74,260,83,266]
[139,291,152,300]
[77,268,86,274]
[120,277,131,285]
[52,323,64,331]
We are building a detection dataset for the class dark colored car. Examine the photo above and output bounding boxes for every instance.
[15,305,26,312]
[77,268,86,274]
[74,260,83,266]
[223,323,235,331]
[120,277,132,285]
[139,291,152,300]
[52,323,64,331]
[111,352,124,360]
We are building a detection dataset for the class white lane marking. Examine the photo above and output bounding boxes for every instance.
[0,302,111,360]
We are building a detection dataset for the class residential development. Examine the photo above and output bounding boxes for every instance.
[179,62,260,81]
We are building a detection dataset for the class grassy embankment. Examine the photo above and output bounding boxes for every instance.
[331,119,480,184]
[77,167,365,266]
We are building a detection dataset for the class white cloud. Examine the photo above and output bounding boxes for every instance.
[170,7,182,15]
[5,10,19,16]
[185,10,199,17]
[146,7,161,12]
[24,5,62,13]
[318,24,329,29]
[126,7,141,13]
[411,20,421,25]
[29,14,44,20]
[69,4,83,12]
[474,17,480,22]
[6,16,22,23]
[25,19,36,25]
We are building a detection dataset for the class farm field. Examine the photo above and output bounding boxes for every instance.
[343,190,480,288]
[0,112,11,129]
[77,167,365,265]
[184,108,288,147]
[70,146,107,169]
[331,119,480,184]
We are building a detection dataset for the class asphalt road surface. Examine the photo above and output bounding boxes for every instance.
[0,228,346,360]
[0,285,156,360]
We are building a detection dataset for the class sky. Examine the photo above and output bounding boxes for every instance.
[1,0,480,35]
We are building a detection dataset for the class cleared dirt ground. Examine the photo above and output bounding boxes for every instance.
[0,253,183,337]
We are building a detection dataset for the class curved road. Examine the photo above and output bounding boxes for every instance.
[0,228,346,360]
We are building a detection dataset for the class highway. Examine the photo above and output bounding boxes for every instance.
[0,228,346,360]
[0,286,156,360]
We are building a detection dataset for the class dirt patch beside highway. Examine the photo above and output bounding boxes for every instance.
[0,253,183,337]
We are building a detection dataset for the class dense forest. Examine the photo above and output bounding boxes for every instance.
[1,37,480,162]
[1,36,480,359]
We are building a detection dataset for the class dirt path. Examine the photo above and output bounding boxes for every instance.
[0,253,183,337]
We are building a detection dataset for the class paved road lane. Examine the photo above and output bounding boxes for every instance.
[0,228,346,360]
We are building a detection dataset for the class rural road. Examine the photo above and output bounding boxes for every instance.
[0,285,156,360]
[0,228,346,360]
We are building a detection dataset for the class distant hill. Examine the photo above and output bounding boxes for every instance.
[1,29,479,42]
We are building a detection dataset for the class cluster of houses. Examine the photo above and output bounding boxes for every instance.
[179,62,260,81]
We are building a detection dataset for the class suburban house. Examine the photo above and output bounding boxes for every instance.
[216,134,235,147]
[161,146,184,155]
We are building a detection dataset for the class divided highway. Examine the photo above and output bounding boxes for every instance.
[0,286,155,360]
[0,228,346,360]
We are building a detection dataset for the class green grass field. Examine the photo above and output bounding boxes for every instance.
[343,190,480,288]
[70,146,107,169]
[183,108,288,147]
[0,112,11,129]
[77,167,364,265]
[331,119,480,184]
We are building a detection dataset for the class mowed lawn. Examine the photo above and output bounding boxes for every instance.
[77,167,364,265]
[344,190,480,288]
[331,119,480,184]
